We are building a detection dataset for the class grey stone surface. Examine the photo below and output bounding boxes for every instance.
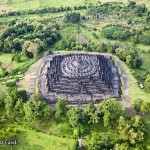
[38,52,121,104]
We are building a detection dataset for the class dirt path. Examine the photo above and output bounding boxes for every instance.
[17,63,35,91]
[78,137,82,149]
[107,54,136,114]
[28,55,51,95]
[0,4,13,14]
[114,57,131,108]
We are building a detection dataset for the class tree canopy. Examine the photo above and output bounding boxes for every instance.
[65,12,80,24]
[67,107,87,128]
[99,98,123,127]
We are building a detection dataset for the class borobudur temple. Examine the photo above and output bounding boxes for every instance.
[39,52,121,104]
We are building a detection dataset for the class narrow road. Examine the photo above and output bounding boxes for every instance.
[78,137,82,150]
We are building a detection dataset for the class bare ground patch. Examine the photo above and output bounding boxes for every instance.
[0,4,13,14]
[17,63,35,91]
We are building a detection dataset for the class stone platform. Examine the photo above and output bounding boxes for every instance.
[38,52,121,104]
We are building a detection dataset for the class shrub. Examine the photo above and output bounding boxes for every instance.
[65,12,80,23]
[138,34,150,45]
[6,81,16,87]
[102,25,131,40]
[72,140,79,150]
[17,90,28,101]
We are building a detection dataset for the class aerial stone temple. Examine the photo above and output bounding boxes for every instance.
[39,52,121,104]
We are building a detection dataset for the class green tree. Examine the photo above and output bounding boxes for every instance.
[118,116,129,140]
[144,74,150,92]
[32,93,40,102]
[107,42,113,53]
[67,107,87,128]
[136,57,142,68]
[13,38,22,51]
[114,143,130,150]
[89,111,100,124]
[17,90,28,101]
[3,36,13,52]
[85,102,99,124]
[0,61,3,68]
[115,48,125,61]
[4,87,18,120]
[14,98,24,120]
[131,116,146,133]
[118,116,146,145]
[27,42,40,59]
[88,133,115,150]
[34,101,53,120]
[13,54,21,62]
[133,99,143,112]
[6,87,18,101]
[141,100,150,114]
[23,101,34,121]
[99,98,123,127]
[85,102,96,114]
[128,1,136,9]
[22,41,38,59]
[42,104,53,119]
[4,96,15,120]
[0,89,6,107]
[99,42,107,52]
[126,55,133,68]
[55,99,68,118]
[128,128,144,145]
[65,12,80,23]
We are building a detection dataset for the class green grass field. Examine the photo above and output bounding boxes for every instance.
[137,46,150,72]
[0,53,35,86]
[0,125,75,150]
[120,59,150,102]
[0,54,33,72]
[1,0,150,11]
[0,0,97,11]
[0,53,12,63]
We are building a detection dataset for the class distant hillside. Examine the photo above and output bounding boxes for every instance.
[0,0,150,13]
